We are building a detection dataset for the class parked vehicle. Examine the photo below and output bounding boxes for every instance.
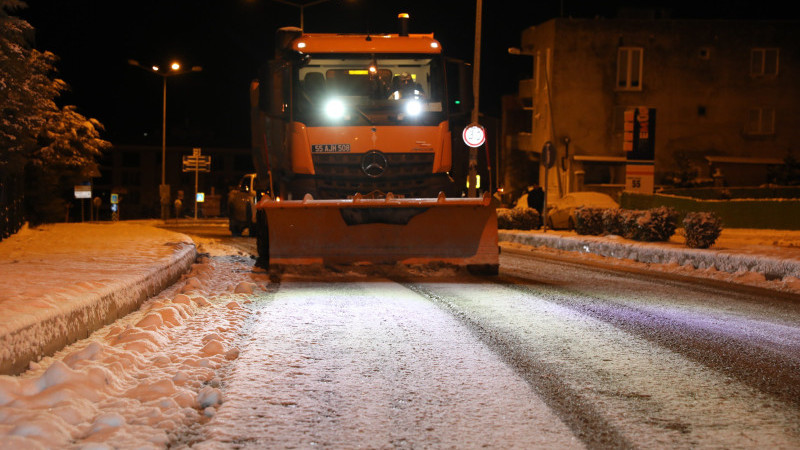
[547,192,619,229]
[227,173,267,236]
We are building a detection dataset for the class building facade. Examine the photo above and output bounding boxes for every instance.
[503,18,798,200]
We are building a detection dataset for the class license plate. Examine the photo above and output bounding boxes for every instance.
[312,144,351,153]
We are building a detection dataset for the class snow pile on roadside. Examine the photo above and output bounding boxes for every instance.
[0,254,268,448]
[0,223,197,375]
[500,229,800,294]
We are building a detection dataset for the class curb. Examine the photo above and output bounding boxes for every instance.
[499,231,800,281]
[0,242,197,376]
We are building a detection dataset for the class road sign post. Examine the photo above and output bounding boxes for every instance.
[463,123,487,197]
[182,148,211,219]
[74,185,91,223]
[542,141,556,232]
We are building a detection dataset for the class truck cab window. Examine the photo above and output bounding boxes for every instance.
[294,54,445,127]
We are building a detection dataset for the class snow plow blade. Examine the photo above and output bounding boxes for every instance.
[256,192,499,274]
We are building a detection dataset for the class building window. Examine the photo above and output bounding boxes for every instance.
[750,48,779,76]
[746,108,775,135]
[616,47,643,91]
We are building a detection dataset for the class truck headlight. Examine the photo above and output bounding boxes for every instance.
[324,99,346,119]
[405,100,423,116]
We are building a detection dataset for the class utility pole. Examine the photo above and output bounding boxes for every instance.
[468,0,483,198]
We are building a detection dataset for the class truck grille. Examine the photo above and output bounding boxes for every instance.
[311,152,436,198]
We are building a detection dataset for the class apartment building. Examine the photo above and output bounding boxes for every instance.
[502,17,798,199]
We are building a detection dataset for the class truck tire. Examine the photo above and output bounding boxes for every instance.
[229,221,242,237]
[247,204,259,237]
[255,210,269,268]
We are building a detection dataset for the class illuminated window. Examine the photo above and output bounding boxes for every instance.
[745,107,775,135]
[750,48,779,76]
[616,47,643,91]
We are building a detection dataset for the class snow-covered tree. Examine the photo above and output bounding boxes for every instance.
[1,0,110,225]
[33,106,108,169]
[0,0,62,171]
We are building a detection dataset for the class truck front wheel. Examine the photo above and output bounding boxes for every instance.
[247,204,259,237]
[255,209,269,268]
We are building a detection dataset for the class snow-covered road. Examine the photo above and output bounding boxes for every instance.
[410,253,800,448]
[202,275,579,448]
[2,230,800,448]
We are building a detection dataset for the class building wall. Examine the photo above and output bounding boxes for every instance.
[511,18,798,194]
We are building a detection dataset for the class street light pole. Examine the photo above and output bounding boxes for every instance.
[128,60,202,220]
[162,76,167,193]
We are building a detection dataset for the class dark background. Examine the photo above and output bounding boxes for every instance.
[18,0,796,149]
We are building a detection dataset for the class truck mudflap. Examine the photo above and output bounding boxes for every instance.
[255,192,499,274]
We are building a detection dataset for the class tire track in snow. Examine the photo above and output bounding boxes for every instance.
[401,281,634,450]
[202,274,581,448]
[501,252,800,409]
[401,273,800,448]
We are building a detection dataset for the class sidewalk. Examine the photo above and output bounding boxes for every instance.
[0,222,196,375]
[2,221,799,375]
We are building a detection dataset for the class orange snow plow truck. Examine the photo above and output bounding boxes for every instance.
[250,15,499,274]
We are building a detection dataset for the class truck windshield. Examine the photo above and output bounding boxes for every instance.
[293,53,446,127]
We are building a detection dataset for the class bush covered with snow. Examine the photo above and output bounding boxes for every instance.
[497,208,541,230]
[683,212,724,248]
[601,208,626,236]
[575,206,678,242]
[628,207,679,242]
[619,209,645,240]
[497,209,513,229]
[574,207,605,235]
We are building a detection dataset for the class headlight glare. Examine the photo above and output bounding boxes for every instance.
[405,100,423,116]
[324,99,346,119]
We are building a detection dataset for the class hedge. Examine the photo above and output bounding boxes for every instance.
[621,192,800,230]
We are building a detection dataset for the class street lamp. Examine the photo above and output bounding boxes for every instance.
[128,59,202,220]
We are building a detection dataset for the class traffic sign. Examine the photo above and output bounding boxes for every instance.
[182,154,211,173]
[462,123,486,148]
[74,185,91,199]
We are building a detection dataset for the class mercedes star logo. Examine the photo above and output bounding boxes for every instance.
[361,150,388,178]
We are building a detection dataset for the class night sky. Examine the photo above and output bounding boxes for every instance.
[17,0,796,150]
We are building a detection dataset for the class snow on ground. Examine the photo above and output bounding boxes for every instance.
[0,223,196,375]
[197,276,581,449]
[0,240,269,448]
[501,228,800,294]
[1,221,799,447]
